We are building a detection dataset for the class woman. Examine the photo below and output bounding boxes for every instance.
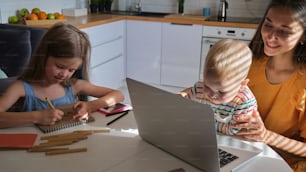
[233,0,306,171]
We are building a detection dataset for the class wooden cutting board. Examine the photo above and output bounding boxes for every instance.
[164,14,208,21]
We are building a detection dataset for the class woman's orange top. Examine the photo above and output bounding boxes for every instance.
[248,56,306,139]
[248,56,306,168]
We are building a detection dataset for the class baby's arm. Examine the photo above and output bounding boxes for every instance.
[215,121,236,135]
[215,109,256,136]
[178,87,192,98]
[179,81,208,103]
[215,99,257,135]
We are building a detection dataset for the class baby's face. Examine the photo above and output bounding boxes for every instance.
[202,73,242,104]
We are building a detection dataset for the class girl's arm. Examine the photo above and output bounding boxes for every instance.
[0,110,63,128]
[234,111,306,157]
[0,81,64,128]
[73,79,124,113]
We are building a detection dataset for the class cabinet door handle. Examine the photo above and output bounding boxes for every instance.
[170,23,193,26]
[92,35,123,48]
[91,53,122,69]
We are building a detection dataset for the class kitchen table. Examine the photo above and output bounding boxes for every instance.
[0,110,292,172]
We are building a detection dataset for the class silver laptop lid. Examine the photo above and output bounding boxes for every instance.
[127,78,221,172]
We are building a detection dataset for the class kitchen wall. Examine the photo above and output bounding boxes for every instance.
[0,0,270,23]
[115,0,270,18]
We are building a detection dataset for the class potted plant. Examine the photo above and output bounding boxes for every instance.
[178,0,185,14]
[98,0,105,12]
[90,0,99,13]
[104,0,113,12]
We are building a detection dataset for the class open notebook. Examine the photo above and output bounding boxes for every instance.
[127,78,261,172]
[36,104,95,133]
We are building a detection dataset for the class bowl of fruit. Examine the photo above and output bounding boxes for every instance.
[8,8,67,27]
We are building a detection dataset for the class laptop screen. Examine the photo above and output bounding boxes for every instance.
[127,78,220,172]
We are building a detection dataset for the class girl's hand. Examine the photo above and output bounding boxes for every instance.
[232,110,269,142]
[72,101,90,120]
[36,109,64,125]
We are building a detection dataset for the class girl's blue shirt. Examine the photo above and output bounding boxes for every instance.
[22,82,76,111]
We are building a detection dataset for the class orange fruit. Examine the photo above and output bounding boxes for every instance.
[55,14,65,20]
[54,12,61,17]
[26,13,38,20]
[31,8,41,15]
[38,11,47,20]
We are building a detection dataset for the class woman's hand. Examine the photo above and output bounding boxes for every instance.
[35,109,64,125]
[72,101,90,120]
[232,110,269,143]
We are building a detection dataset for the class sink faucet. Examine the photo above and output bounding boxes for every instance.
[135,0,142,13]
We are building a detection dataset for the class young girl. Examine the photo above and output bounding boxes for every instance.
[180,39,257,135]
[0,23,124,128]
[233,0,306,171]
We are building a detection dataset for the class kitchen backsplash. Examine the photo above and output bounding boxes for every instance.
[129,0,270,17]
[0,0,270,23]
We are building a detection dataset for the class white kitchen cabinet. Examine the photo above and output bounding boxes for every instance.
[81,20,125,89]
[161,23,202,88]
[90,56,124,89]
[126,20,162,85]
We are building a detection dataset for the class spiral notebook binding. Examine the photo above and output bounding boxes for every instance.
[37,116,95,133]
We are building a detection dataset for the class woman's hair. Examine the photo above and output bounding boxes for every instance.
[19,22,91,85]
[205,39,252,83]
[249,0,306,65]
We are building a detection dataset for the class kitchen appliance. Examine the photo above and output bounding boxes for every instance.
[218,0,228,20]
[200,26,256,79]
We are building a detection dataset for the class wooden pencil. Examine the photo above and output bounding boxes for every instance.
[46,147,87,155]
[45,97,55,109]
[32,140,75,148]
[47,135,88,142]
[73,129,111,134]
[40,132,81,140]
[28,147,69,152]
[40,129,110,140]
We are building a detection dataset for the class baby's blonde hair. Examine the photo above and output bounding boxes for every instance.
[204,39,252,84]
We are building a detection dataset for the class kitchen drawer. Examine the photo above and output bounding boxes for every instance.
[89,56,125,89]
[81,21,124,47]
[202,25,256,39]
[90,38,123,68]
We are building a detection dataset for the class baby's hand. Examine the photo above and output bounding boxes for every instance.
[178,87,192,98]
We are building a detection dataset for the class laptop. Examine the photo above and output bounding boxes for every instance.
[126,78,262,172]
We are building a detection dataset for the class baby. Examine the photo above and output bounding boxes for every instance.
[180,39,257,135]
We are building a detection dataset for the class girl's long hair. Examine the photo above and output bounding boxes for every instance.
[19,22,91,86]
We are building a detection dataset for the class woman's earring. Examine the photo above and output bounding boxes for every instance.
[301,41,304,45]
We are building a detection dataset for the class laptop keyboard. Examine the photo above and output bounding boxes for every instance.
[218,149,239,167]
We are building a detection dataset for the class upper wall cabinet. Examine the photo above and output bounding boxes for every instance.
[81,20,125,90]
[161,23,202,88]
[126,20,162,85]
